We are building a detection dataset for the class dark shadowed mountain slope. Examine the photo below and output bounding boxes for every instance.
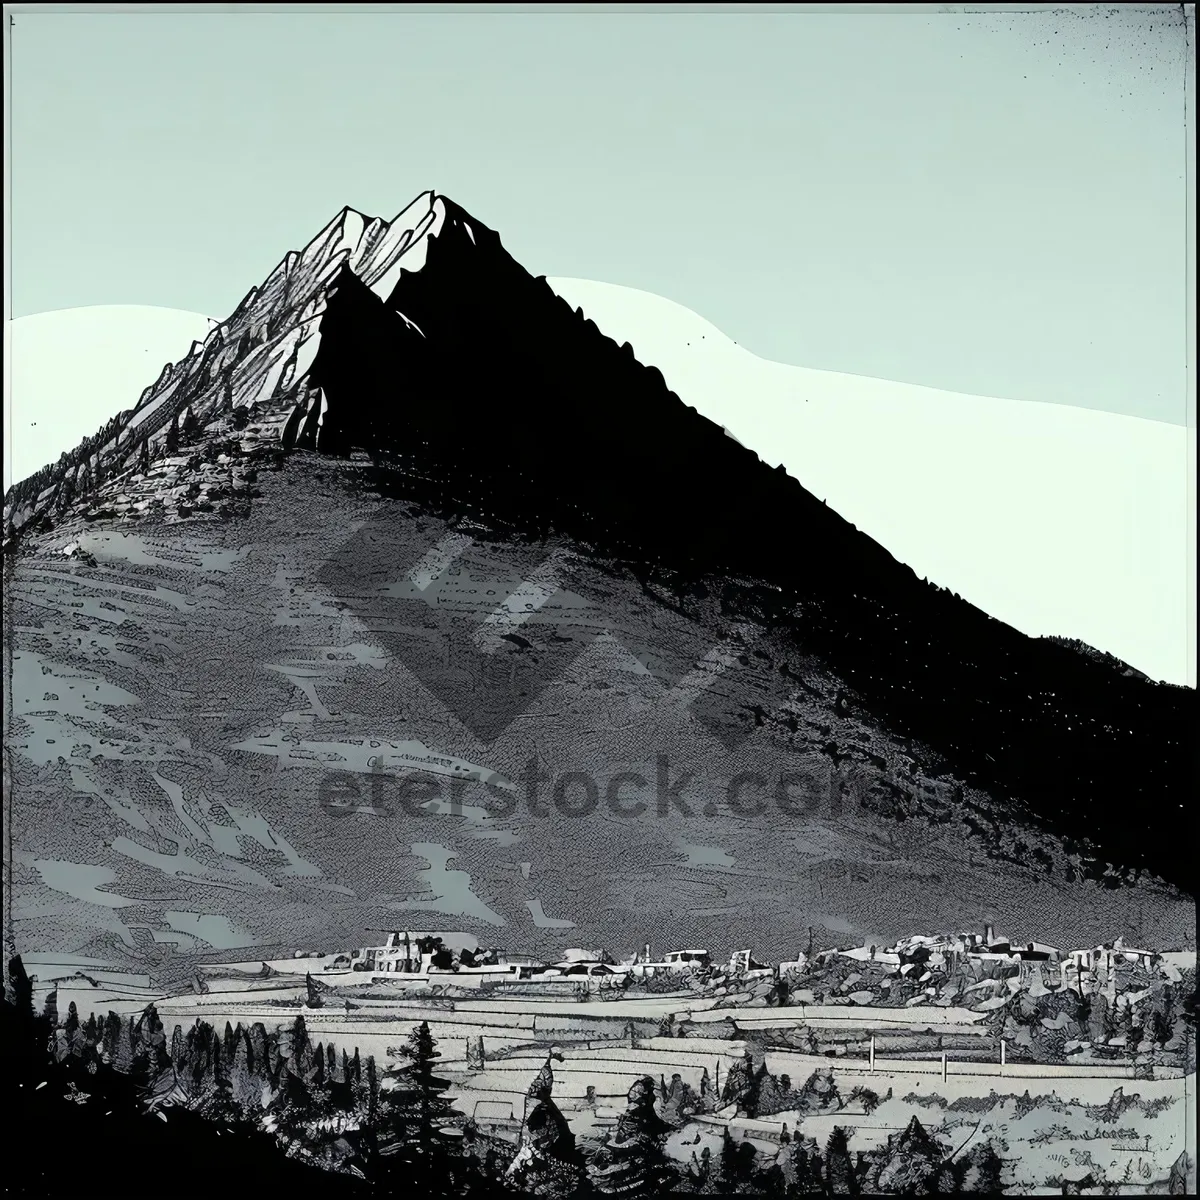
[303,197,1194,894]
[3,192,1195,905]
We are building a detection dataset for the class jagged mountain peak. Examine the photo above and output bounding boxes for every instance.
[3,187,692,543]
[2,190,460,538]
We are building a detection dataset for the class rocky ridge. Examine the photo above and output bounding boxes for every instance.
[3,193,448,539]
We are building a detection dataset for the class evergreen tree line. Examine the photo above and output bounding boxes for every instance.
[3,956,371,1195]
[994,976,1195,1067]
[720,1055,859,1120]
[503,1051,1005,1198]
[676,1118,1005,1197]
[6,954,1012,1197]
[3,955,513,1196]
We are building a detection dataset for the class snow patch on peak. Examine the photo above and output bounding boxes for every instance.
[388,190,438,229]
[334,209,367,257]
[357,193,443,295]
[348,217,387,272]
[303,207,367,271]
[364,196,447,302]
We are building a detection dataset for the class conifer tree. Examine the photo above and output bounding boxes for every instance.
[1123,1003,1142,1055]
[230,1025,261,1111]
[718,1127,758,1191]
[1085,992,1110,1043]
[865,1116,945,1195]
[384,1021,458,1178]
[689,1145,716,1192]
[506,1058,586,1197]
[587,1075,674,1195]
[956,1142,1005,1192]
[132,1003,171,1091]
[113,1015,137,1075]
[206,1030,236,1118]
[101,1011,123,1064]
[777,1135,825,1195]
[721,1048,758,1112]
[658,1071,697,1126]
[246,1022,270,1079]
[61,998,80,1046]
[171,1024,186,1074]
[825,1126,859,1195]
[364,1054,380,1128]
[287,1013,309,1067]
[83,1012,101,1060]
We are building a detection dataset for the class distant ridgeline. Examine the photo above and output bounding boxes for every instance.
[2,192,1195,895]
[1039,636,1159,684]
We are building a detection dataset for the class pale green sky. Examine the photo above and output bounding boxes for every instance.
[4,3,1196,423]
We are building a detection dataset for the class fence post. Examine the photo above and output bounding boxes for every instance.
[941,1053,947,1082]
[870,1035,875,1073]
[1000,1039,1006,1072]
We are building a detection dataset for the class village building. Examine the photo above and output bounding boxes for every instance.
[727,950,771,977]
[629,948,712,977]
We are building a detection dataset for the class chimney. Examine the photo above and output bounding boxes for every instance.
[643,944,651,964]
[984,923,995,947]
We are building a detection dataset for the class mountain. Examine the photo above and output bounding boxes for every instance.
[11,289,1190,689]
[542,277,1193,690]
[2,191,1194,974]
